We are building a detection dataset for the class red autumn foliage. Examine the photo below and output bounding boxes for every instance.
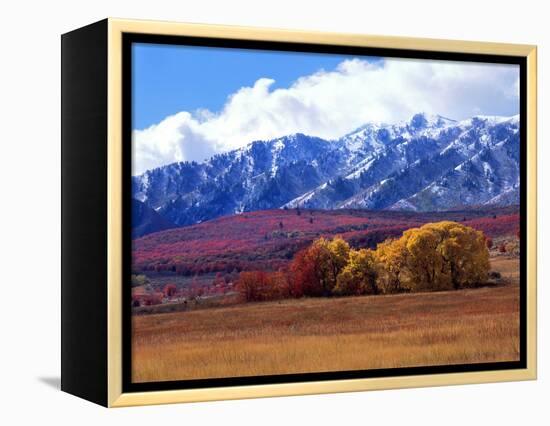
[132,207,519,277]
[132,292,163,306]
[463,214,519,238]
[289,245,326,297]
[163,283,177,298]
[236,270,292,302]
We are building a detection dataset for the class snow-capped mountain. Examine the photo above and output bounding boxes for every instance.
[132,113,520,229]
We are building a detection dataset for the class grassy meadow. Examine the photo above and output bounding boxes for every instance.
[132,257,520,383]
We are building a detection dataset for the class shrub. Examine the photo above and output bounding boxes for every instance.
[131,274,150,287]
[141,293,163,306]
[236,270,290,302]
[236,271,270,302]
[489,271,501,280]
[163,283,177,298]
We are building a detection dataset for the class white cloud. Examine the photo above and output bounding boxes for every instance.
[132,57,519,175]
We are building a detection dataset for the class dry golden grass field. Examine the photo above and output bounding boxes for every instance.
[132,257,520,383]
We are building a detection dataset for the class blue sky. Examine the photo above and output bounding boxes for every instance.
[132,43,358,130]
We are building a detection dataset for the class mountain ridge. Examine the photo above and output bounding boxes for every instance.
[132,112,520,231]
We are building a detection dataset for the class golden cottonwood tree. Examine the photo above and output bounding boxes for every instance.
[334,249,378,296]
[433,221,490,289]
[403,226,449,291]
[377,221,490,292]
[374,238,409,294]
[326,237,351,287]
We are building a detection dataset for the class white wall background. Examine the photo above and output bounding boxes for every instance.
[0,0,546,423]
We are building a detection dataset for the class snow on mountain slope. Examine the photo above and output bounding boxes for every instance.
[132,113,520,229]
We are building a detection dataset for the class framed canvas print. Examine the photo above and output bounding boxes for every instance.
[61,18,537,407]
